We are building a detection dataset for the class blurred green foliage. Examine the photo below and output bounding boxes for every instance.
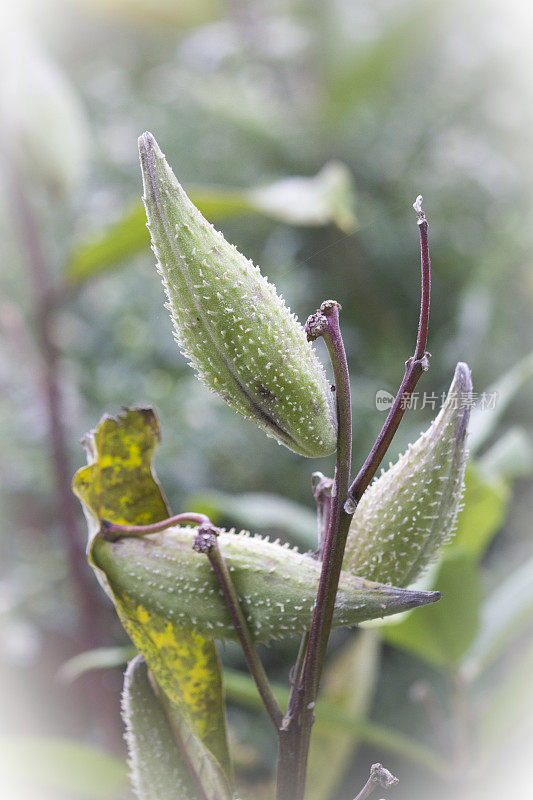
[1,0,532,798]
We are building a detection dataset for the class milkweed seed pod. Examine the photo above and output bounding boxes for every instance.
[139,132,337,457]
[122,655,233,800]
[122,655,200,800]
[343,362,472,587]
[93,527,440,643]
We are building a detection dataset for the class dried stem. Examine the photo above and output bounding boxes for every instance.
[353,763,399,800]
[347,196,431,507]
[192,526,284,731]
[311,471,334,558]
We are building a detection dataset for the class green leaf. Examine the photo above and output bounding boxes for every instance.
[0,737,127,800]
[248,161,357,233]
[223,670,447,778]
[73,408,231,776]
[66,204,149,285]
[460,555,533,682]
[306,631,380,800]
[123,655,232,800]
[380,550,481,669]
[64,165,356,285]
[186,490,318,550]
[58,645,137,683]
[477,426,533,482]
[448,464,510,559]
[64,193,251,285]
[477,639,533,760]
[469,351,533,454]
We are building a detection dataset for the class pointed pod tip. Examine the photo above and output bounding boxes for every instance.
[453,361,473,395]
[138,133,163,178]
[449,362,473,443]
[401,587,441,610]
[138,131,157,154]
[138,133,166,205]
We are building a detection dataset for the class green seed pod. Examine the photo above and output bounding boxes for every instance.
[122,655,233,800]
[139,132,337,457]
[122,655,200,800]
[93,527,440,643]
[343,362,472,587]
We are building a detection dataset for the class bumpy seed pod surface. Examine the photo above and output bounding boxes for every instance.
[343,362,472,587]
[122,656,201,800]
[93,527,440,643]
[139,132,337,457]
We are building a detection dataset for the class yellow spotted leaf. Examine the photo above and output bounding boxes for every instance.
[73,407,231,775]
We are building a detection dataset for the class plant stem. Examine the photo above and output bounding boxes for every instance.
[276,199,432,799]
[283,471,332,727]
[224,668,449,778]
[101,512,212,541]
[277,299,353,800]
[302,301,353,696]
[192,526,284,730]
[10,174,102,652]
[347,197,431,507]
[353,763,398,800]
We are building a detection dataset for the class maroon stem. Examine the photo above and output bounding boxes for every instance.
[347,206,431,506]
[301,302,353,697]
[193,528,283,730]
[277,301,352,800]
[101,512,212,541]
[276,200,432,800]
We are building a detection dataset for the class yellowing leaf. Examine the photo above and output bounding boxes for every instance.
[73,407,231,775]
[112,598,228,766]
[74,407,169,529]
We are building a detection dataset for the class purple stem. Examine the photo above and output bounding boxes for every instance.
[277,300,352,800]
[101,512,212,541]
[347,201,431,506]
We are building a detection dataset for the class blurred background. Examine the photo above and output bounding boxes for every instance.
[1,0,532,798]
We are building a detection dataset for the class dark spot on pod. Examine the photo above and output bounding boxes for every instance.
[258,384,275,401]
